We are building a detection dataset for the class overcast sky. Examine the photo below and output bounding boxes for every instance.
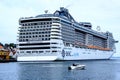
[0,0,120,56]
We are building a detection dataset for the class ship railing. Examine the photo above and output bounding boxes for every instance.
[74,41,111,51]
[87,45,111,51]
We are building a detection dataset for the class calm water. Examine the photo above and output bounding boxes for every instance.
[0,58,120,80]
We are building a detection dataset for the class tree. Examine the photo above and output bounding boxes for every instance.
[0,42,3,46]
[9,43,16,48]
[4,43,9,49]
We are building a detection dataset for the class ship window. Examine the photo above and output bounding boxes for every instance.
[41,23,43,25]
[23,39,25,42]
[22,27,24,29]
[51,34,60,36]
[39,51,43,53]
[36,32,38,34]
[19,39,22,42]
[32,51,35,53]
[22,24,24,26]
[51,37,61,39]
[32,51,38,53]
[52,50,57,52]
[46,28,48,30]
[19,43,50,46]
[51,43,58,44]
[34,23,37,25]
[51,31,60,33]
[26,51,31,53]
[46,50,50,53]
[23,36,25,38]
[23,33,25,35]
[20,51,24,53]
[51,47,57,48]
[45,38,48,40]
[20,47,50,50]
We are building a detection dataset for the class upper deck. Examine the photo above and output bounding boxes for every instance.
[18,7,116,51]
[19,7,108,39]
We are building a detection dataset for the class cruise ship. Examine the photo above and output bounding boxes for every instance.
[17,7,118,61]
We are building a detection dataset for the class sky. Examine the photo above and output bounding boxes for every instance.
[0,0,120,56]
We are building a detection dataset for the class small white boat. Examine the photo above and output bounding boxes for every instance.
[68,63,86,70]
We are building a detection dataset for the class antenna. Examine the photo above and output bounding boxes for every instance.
[65,0,75,8]
[44,10,48,14]
[96,26,101,32]
[65,3,73,8]
[59,0,74,8]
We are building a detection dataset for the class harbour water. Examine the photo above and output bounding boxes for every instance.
[0,58,120,80]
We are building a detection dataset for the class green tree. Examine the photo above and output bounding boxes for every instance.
[9,43,16,48]
[0,42,3,46]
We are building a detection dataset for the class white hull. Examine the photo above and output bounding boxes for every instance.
[17,47,114,61]
[57,47,114,60]
[58,52,113,60]
[17,56,57,61]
